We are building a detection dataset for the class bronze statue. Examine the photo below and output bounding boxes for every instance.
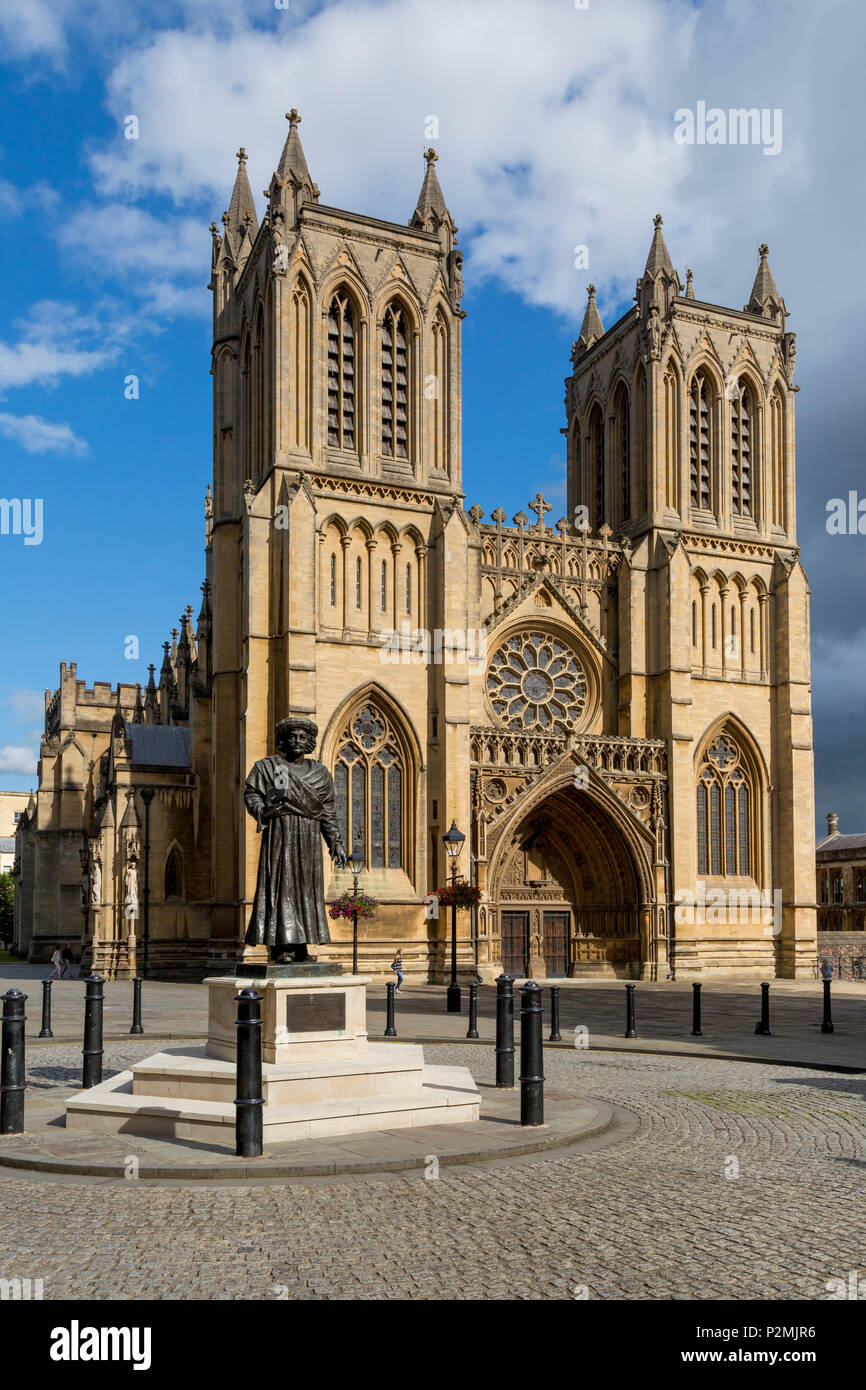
[244,717,348,963]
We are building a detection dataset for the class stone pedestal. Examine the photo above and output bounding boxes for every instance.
[205,971,369,1065]
[65,972,480,1149]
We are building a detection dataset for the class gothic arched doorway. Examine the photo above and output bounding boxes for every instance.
[491,787,644,978]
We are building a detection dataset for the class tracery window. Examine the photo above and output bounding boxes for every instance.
[487,630,587,733]
[696,734,753,876]
[689,371,712,510]
[731,384,753,517]
[334,702,407,870]
[327,293,356,450]
[381,301,409,459]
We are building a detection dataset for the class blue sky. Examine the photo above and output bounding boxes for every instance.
[0,0,863,843]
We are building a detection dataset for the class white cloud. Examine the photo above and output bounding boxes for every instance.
[0,0,65,59]
[0,745,38,777]
[3,690,45,723]
[0,299,133,392]
[0,412,87,455]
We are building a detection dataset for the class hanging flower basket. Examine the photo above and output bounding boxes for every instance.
[435,881,482,911]
[328,890,379,920]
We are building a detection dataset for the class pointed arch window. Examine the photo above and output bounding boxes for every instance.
[405,563,411,616]
[588,404,605,529]
[380,559,387,611]
[333,701,410,870]
[731,383,753,517]
[689,372,712,510]
[431,310,448,474]
[329,554,336,607]
[355,556,362,609]
[381,301,410,459]
[696,734,754,877]
[613,385,630,524]
[770,388,785,528]
[164,846,183,901]
[327,293,356,451]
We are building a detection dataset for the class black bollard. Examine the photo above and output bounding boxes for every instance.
[691,981,703,1037]
[821,979,834,1035]
[82,974,104,1089]
[466,982,479,1039]
[1,989,27,1135]
[130,976,143,1035]
[234,988,263,1158]
[39,979,53,1038]
[549,985,562,1042]
[495,973,515,1088]
[384,981,397,1037]
[519,981,544,1126]
[624,982,637,1038]
[754,980,771,1035]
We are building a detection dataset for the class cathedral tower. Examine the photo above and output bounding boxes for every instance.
[207,116,469,967]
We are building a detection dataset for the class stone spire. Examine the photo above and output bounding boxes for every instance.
[276,109,317,200]
[636,213,681,315]
[410,148,453,232]
[225,146,258,243]
[685,268,695,299]
[746,243,786,319]
[144,664,158,723]
[576,283,604,355]
[644,213,675,278]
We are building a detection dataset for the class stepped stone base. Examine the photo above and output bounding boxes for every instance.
[64,972,480,1149]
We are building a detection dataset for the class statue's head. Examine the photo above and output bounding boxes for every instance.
[275,717,318,758]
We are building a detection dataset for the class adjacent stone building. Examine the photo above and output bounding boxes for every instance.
[14,115,817,979]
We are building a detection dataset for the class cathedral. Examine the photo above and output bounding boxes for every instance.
[13,113,817,981]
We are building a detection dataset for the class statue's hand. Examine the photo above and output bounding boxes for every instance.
[331,845,349,870]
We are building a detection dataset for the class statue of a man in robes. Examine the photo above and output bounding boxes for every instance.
[244,717,348,963]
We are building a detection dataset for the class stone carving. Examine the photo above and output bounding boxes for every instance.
[244,717,348,963]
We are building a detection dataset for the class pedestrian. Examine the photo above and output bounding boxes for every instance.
[391,947,404,992]
[48,946,63,980]
[61,943,75,978]
[820,958,832,983]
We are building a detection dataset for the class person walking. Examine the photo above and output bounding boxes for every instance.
[48,946,63,980]
[61,943,75,978]
[391,947,404,993]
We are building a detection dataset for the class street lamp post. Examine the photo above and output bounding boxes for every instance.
[349,845,365,976]
[442,820,465,1014]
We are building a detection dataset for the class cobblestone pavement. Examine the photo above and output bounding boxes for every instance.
[2,1044,865,1300]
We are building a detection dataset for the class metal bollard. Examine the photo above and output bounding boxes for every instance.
[754,980,771,1035]
[821,979,834,1035]
[130,976,144,1035]
[384,980,397,1037]
[1,989,27,1135]
[234,988,263,1158]
[466,982,479,1039]
[549,985,562,1042]
[691,981,703,1037]
[519,981,544,1126]
[624,982,637,1038]
[39,979,53,1038]
[82,974,104,1089]
[495,973,515,1088]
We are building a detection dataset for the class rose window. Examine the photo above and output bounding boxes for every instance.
[486,630,587,732]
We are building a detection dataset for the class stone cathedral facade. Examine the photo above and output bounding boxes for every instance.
[14,115,817,980]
